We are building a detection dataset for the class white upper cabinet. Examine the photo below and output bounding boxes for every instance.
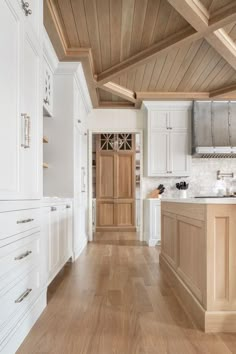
[0,0,42,200]
[0,0,23,198]
[18,0,41,39]
[21,31,41,198]
[43,59,53,117]
[144,102,192,177]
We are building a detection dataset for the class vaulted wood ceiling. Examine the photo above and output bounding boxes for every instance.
[44,0,236,108]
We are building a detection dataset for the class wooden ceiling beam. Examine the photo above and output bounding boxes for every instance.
[209,84,236,98]
[136,92,210,100]
[100,82,137,103]
[96,27,200,85]
[209,2,236,29]
[167,0,236,71]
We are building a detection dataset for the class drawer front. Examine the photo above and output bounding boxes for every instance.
[0,266,40,332]
[0,208,41,241]
[0,232,40,291]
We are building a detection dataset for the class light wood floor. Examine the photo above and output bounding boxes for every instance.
[18,233,236,354]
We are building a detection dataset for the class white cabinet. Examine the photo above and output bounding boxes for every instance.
[43,59,53,116]
[45,201,73,285]
[0,0,42,200]
[144,102,192,177]
[144,199,161,247]
[0,201,46,354]
[43,63,91,261]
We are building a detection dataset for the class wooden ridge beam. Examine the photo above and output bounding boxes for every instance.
[167,0,236,71]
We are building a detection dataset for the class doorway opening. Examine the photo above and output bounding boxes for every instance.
[88,131,143,243]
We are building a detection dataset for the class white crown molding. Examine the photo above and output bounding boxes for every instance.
[142,101,193,109]
[43,27,59,72]
[55,62,92,114]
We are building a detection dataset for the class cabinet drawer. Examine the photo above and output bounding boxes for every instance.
[0,232,40,291]
[0,266,40,332]
[0,208,40,241]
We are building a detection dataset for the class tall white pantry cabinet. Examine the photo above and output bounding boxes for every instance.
[0,0,42,200]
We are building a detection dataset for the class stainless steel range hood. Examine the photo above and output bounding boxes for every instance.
[192,101,236,158]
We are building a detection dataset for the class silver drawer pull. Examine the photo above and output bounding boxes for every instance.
[17,218,34,224]
[51,206,57,212]
[15,288,32,303]
[14,250,32,261]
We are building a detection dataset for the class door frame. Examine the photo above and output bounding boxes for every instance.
[88,129,143,242]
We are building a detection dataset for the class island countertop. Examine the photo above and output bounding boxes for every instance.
[161,197,236,204]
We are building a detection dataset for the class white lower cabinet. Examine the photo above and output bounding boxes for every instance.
[44,201,73,285]
[144,199,161,247]
[0,200,73,353]
[0,202,46,354]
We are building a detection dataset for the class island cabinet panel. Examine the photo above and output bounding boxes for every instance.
[161,211,177,268]
[177,216,206,306]
[160,201,236,333]
[207,205,236,311]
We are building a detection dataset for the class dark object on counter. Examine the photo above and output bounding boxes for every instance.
[157,184,165,194]
[176,181,189,190]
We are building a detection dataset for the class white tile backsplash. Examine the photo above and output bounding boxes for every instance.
[142,158,236,198]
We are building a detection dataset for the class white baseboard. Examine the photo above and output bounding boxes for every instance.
[0,290,47,354]
[73,236,87,261]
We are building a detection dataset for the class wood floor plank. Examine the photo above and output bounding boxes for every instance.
[17,233,236,354]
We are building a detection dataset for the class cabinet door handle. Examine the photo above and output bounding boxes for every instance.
[21,1,32,16]
[51,206,57,212]
[15,288,32,303]
[81,167,86,192]
[25,115,31,148]
[21,113,27,148]
[66,205,71,209]
[17,218,34,224]
[14,250,32,261]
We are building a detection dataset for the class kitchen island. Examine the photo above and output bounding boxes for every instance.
[160,198,236,332]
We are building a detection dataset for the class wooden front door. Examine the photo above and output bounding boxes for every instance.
[96,134,136,231]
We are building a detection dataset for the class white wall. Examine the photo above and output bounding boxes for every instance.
[88,108,236,199]
[87,109,144,131]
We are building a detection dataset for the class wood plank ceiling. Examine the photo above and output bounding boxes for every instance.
[44,0,236,108]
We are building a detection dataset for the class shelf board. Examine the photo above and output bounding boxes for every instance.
[43,163,49,169]
[43,136,49,143]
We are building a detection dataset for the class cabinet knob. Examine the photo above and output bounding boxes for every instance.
[21,1,32,16]
[51,206,57,212]
[66,205,71,209]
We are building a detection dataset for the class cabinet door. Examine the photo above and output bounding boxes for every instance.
[148,131,169,176]
[59,205,67,264]
[169,110,190,131]
[169,131,191,176]
[21,30,41,198]
[150,110,168,130]
[17,0,42,39]
[48,207,60,278]
[43,58,53,117]
[0,0,23,199]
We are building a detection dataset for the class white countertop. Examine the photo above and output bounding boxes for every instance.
[161,198,236,204]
